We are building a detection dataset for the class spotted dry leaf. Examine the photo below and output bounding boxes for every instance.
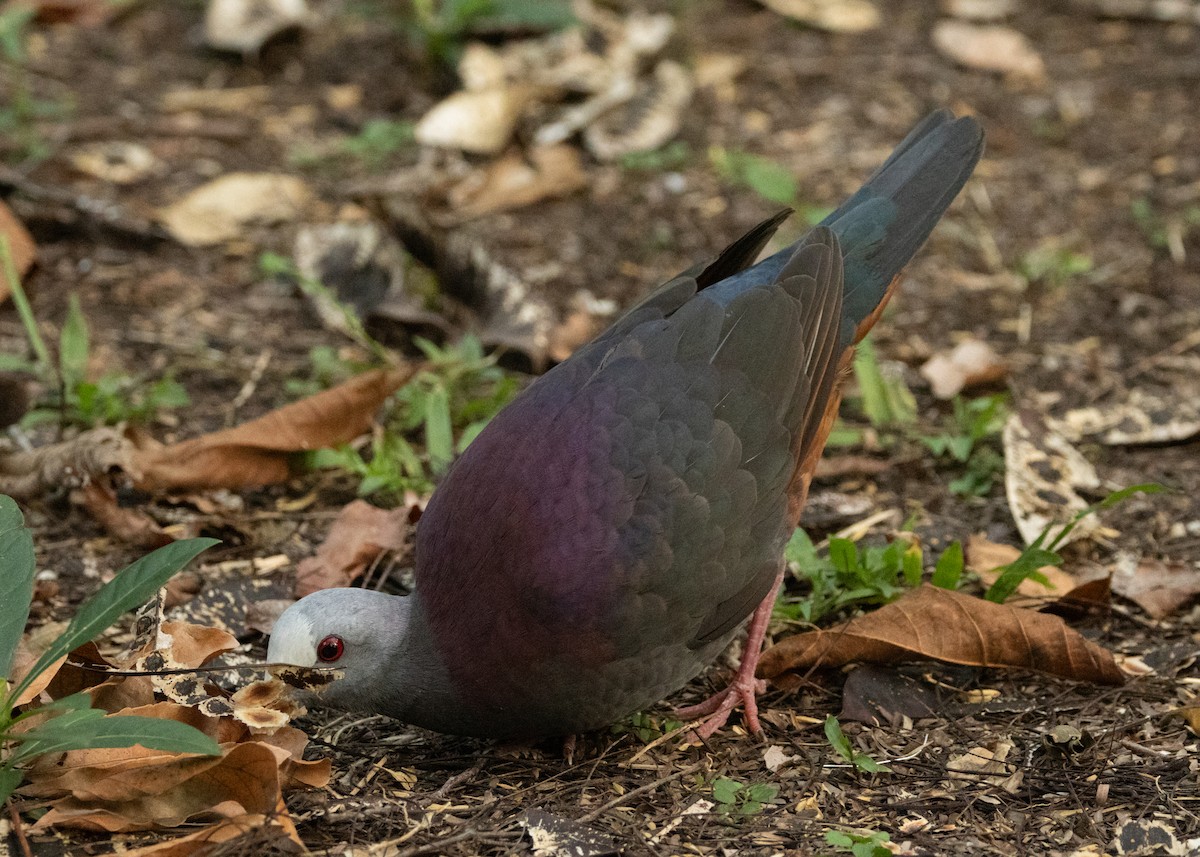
[1002,410,1105,547]
[1053,387,1200,446]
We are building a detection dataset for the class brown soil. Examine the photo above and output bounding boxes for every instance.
[2,1,1198,855]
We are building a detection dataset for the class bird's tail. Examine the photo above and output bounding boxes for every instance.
[822,109,985,345]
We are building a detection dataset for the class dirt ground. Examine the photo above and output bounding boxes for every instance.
[3,0,1200,855]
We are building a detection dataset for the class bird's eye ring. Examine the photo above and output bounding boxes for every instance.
[316,635,345,663]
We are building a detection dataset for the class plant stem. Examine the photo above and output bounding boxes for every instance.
[0,236,51,373]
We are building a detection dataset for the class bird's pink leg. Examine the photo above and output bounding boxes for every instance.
[674,565,783,738]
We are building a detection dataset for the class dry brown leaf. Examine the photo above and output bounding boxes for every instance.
[1054,388,1200,446]
[132,367,409,491]
[757,584,1125,688]
[205,0,309,54]
[121,813,294,857]
[966,532,1078,596]
[0,426,140,502]
[72,479,173,549]
[448,145,588,220]
[0,199,37,295]
[415,85,542,154]
[295,499,411,596]
[157,173,313,246]
[919,338,1006,399]
[757,0,881,32]
[931,20,1046,78]
[1111,553,1200,619]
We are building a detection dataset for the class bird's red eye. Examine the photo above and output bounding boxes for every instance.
[316,635,344,663]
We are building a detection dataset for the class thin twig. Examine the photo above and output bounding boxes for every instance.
[6,798,34,857]
[578,760,704,823]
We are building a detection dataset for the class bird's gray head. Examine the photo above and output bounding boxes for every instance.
[267,588,410,713]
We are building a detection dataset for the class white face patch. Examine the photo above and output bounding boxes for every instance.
[266,609,319,667]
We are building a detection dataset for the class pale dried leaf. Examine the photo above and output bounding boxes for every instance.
[204,0,309,54]
[448,145,588,220]
[758,0,881,32]
[931,20,1045,78]
[415,86,541,155]
[1110,553,1200,619]
[920,338,1006,399]
[158,173,313,246]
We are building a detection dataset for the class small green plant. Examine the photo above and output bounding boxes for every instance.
[776,529,964,625]
[825,828,893,857]
[711,776,779,817]
[824,715,890,774]
[775,530,924,625]
[611,711,683,743]
[1,496,221,802]
[0,6,72,164]
[340,119,415,169]
[285,345,373,399]
[920,393,1008,497]
[1130,198,1168,249]
[315,336,519,498]
[1018,241,1093,289]
[0,241,188,428]
[708,146,831,225]
[620,141,691,172]
[404,0,574,66]
[709,146,796,207]
[985,483,1162,603]
[852,337,917,429]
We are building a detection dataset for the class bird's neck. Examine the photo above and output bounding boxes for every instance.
[369,592,466,730]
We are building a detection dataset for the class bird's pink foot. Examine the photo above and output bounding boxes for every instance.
[674,566,783,739]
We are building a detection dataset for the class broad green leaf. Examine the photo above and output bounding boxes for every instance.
[824,715,853,758]
[10,537,217,703]
[0,495,36,680]
[60,293,90,392]
[12,711,219,763]
[0,767,21,803]
[932,541,963,589]
[711,777,741,805]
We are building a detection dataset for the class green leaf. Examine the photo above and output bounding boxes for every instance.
[59,293,90,392]
[711,777,741,805]
[0,766,21,803]
[985,547,1061,604]
[745,783,779,803]
[9,537,217,703]
[0,495,36,680]
[424,384,454,472]
[824,715,853,760]
[12,711,220,763]
[932,541,963,589]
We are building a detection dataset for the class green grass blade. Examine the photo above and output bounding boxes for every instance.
[12,712,220,762]
[0,495,36,680]
[9,537,217,703]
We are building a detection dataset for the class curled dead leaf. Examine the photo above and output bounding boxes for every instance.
[157,173,313,246]
[131,367,410,492]
[920,338,1006,399]
[295,499,411,596]
[757,584,1125,688]
[931,20,1046,79]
